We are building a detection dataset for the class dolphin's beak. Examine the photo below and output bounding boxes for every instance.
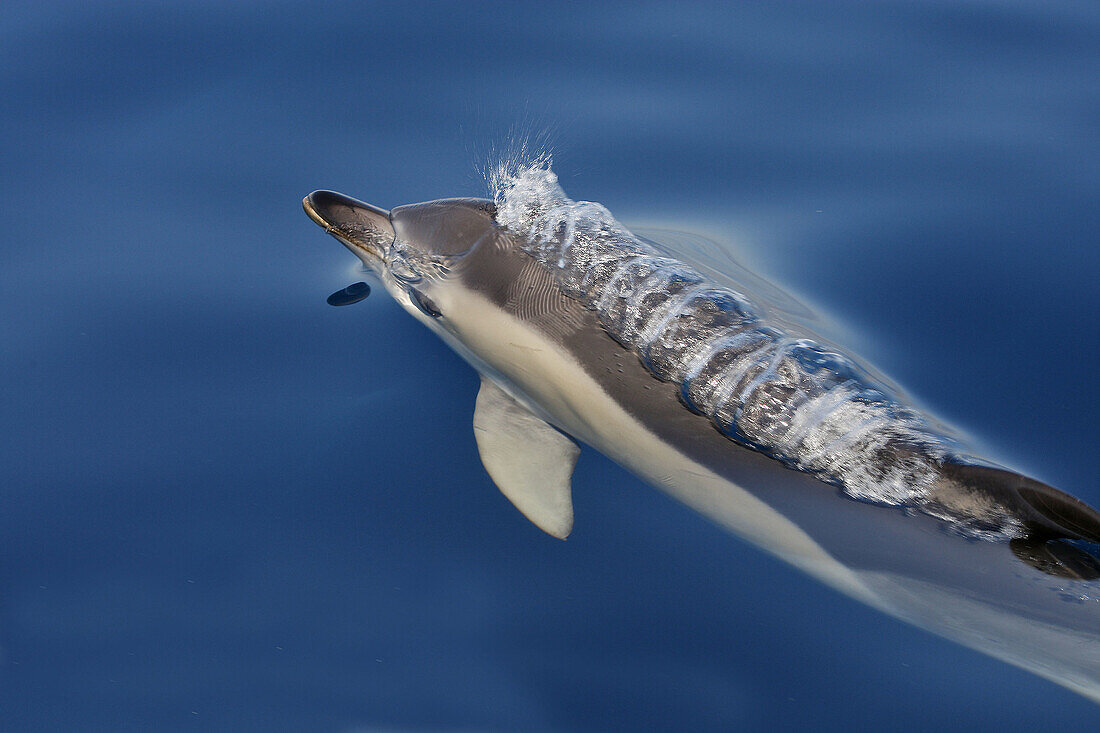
[303,190,394,265]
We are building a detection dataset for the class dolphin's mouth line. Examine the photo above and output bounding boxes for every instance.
[302,193,391,268]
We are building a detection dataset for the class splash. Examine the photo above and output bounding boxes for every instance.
[490,160,1022,540]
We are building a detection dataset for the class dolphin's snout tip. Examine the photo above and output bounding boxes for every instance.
[303,190,394,261]
[302,192,329,229]
[303,190,390,228]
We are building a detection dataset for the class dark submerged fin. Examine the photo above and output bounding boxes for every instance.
[939,462,1100,543]
[937,462,1100,578]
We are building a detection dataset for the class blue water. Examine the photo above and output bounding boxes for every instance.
[2,1,1098,730]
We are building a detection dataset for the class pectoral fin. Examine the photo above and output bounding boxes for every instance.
[473,377,579,539]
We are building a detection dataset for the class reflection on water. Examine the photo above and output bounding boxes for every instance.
[326,281,371,307]
[1011,539,1100,582]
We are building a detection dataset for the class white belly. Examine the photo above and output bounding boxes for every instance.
[426,286,1100,703]
[442,288,882,607]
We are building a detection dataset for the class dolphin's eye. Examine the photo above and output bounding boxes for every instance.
[409,288,442,318]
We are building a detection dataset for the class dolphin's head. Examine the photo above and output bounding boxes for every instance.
[304,190,502,332]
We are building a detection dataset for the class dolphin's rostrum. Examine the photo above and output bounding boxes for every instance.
[304,161,1100,703]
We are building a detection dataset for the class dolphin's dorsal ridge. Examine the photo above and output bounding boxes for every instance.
[473,377,578,539]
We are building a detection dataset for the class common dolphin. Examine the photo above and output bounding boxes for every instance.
[303,162,1100,702]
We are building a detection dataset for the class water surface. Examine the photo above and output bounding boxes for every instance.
[1,1,1098,730]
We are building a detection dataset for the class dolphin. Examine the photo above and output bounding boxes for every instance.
[303,162,1100,702]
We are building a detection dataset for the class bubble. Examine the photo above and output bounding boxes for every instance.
[492,160,968,527]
